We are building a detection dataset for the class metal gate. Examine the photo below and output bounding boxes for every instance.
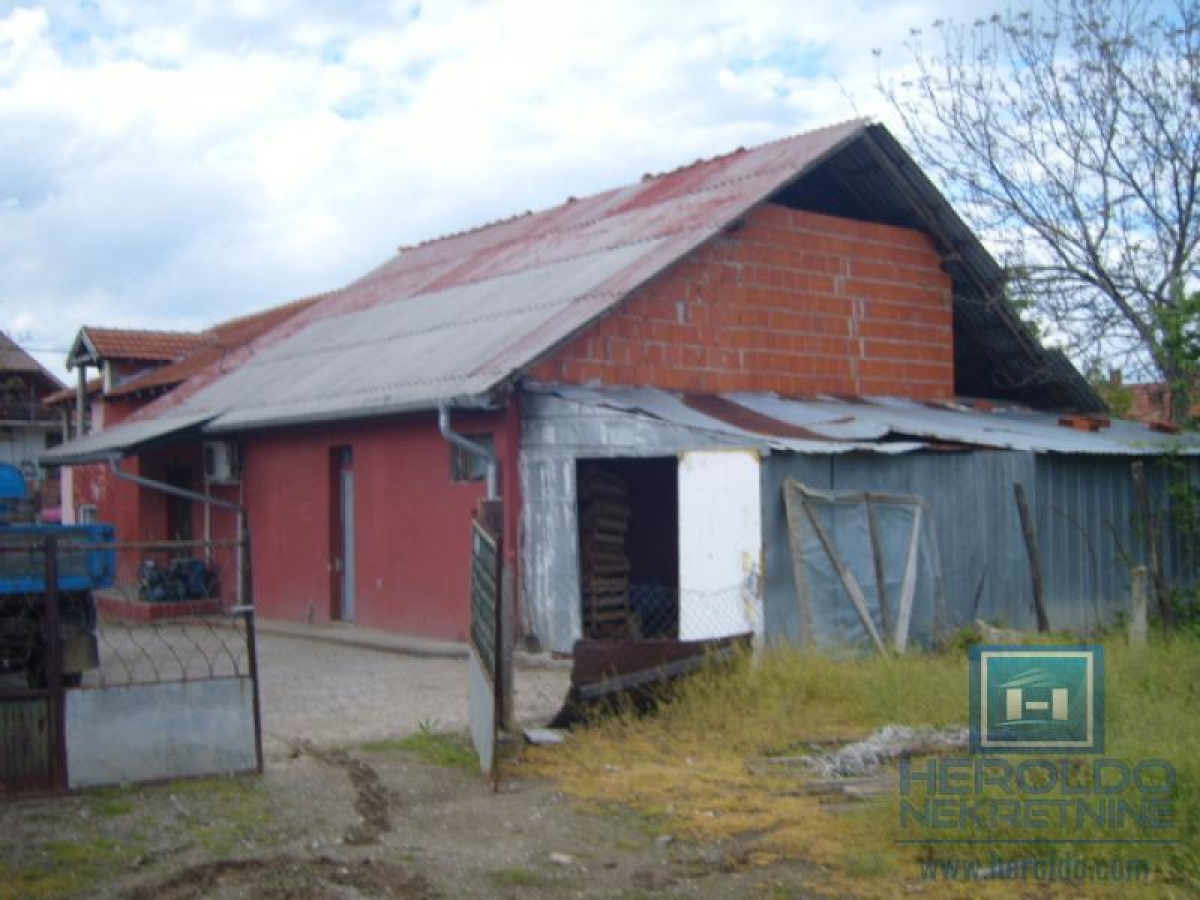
[468,500,502,786]
[2,531,264,796]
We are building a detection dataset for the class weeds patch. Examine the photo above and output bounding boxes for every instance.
[525,639,1200,897]
[362,724,477,771]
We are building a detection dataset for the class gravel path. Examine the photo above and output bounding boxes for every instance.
[255,634,570,758]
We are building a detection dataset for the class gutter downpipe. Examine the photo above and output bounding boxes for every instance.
[107,455,248,601]
[108,455,243,514]
[438,403,498,500]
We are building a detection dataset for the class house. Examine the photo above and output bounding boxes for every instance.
[42,119,1199,651]
[44,299,320,585]
[0,333,64,514]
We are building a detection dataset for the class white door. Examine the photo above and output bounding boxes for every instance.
[677,450,763,643]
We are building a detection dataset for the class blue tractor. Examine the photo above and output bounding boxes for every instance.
[0,463,115,687]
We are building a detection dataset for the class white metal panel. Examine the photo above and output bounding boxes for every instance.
[467,650,495,777]
[66,680,257,789]
[678,450,763,643]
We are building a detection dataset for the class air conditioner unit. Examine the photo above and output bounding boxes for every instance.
[203,441,241,483]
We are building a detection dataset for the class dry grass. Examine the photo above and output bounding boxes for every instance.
[522,640,1200,898]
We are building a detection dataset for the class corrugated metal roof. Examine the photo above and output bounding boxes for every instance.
[539,385,922,454]
[541,386,1200,456]
[729,393,1200,455]
[40,412,216,466]
[109,119,873,434]
[47,119,1104,463]
[201,240,673,430]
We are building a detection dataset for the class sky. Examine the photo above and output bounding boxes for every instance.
[0,0,1003,382]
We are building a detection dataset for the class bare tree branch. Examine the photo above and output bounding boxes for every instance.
[878,0,1200,421]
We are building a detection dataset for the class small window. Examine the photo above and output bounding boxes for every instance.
[450,433,494,482]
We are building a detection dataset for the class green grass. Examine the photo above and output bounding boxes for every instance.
[526,636,1200,897]
[362,723,478,771]
[86,787,135,818]
[487,865,554,887]
[0,837,144,899]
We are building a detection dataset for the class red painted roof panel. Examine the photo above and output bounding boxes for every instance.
[51,120,879,442]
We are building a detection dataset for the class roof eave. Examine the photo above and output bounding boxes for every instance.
[200,388,504,437]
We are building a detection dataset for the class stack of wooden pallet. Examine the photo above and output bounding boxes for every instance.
[579,469,634,638]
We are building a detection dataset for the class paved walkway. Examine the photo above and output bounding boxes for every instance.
[254,618,469,659]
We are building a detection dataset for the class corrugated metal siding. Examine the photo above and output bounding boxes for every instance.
[526,390,1200,651]
[762,452,1200,646]
[761,451,1036,645]
[1035,456,1200,630]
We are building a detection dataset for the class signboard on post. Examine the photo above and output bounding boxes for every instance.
[468,500,503,786]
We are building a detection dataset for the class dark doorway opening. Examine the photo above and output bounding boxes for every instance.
[329,446,355,621]
[576,457,678,639]
[165,465,194,541]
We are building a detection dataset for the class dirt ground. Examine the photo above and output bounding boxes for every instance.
[1,728,797,899]
[2,634,814,898]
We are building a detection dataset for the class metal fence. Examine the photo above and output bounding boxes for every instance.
[0,534,261,796]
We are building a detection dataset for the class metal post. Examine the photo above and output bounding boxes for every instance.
[43,535,67,791]
[1013,483,1050,633]
[1129,566,1149,647]
[74,366,87,437]
[236,513,264,773]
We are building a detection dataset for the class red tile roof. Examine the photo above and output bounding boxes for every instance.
[0,333,64,393]
[44,377,102,407]
[81,328,205,363]
[106,294,327,399]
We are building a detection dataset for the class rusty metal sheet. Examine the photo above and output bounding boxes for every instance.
[0,694,54,793]
[730,393,1200,456]
[534,385,920,454]
[45,121,871,457]
[548,634,752,726]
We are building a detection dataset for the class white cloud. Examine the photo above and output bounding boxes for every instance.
[0,0,998,380]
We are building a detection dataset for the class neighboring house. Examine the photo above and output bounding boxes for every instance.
[44,299,320,583]
[0,333,64,512]
[43,120,1200,651]
[1124,382,1200,427]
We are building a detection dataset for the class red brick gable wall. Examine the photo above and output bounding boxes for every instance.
[530,204,954,398]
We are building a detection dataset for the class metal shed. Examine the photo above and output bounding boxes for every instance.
[521,386,1200,654]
